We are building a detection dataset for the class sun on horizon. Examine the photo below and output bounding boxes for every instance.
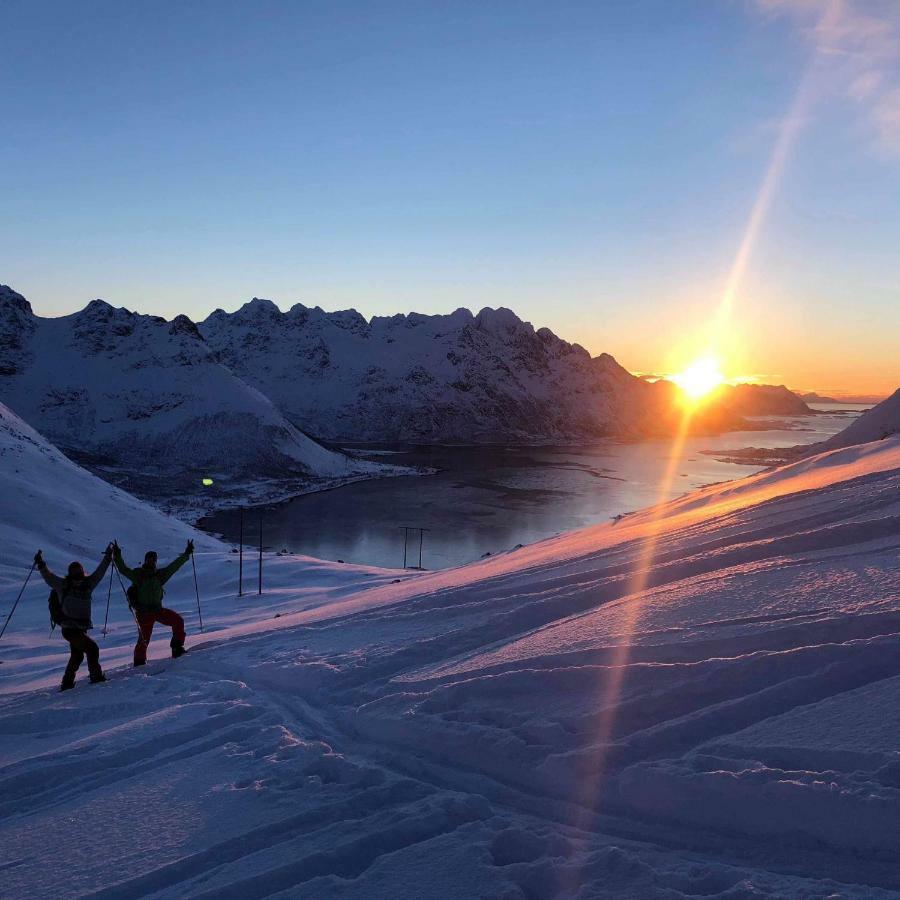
[670,356,727,403]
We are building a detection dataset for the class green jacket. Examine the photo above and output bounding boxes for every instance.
[114,548,190,611]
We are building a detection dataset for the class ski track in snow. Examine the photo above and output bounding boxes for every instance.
[1,437,900,897]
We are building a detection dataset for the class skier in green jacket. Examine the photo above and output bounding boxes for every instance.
[113,539,193,666]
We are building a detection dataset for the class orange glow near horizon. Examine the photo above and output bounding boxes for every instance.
[670,356,726,404]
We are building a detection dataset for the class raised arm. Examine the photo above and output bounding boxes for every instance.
[113,543,137,581]
[86,545,113,588]
[34,551,65,593]
[157,543,192,584]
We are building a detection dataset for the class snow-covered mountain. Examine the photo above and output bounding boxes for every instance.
[1,285,813,463]
[201,299,748,442]
[818,387,900,452]
[200,299,813,442]
[0,286,386,512]
[0,401,219,568]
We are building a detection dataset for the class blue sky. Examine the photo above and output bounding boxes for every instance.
[1,0,897,393]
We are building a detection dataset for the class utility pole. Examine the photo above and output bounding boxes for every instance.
[400,526,428,569]
[238,506,244,597]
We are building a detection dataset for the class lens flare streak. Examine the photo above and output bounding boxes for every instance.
[566,2,845,870]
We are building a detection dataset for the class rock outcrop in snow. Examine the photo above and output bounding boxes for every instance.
[0,286,385,511]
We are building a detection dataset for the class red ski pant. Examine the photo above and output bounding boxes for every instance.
[134,608,185,665]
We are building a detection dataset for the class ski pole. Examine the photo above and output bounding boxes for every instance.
[101,561,114,637]
[114,566,143,644]
[191,552,204,633]
[0,562,36,642]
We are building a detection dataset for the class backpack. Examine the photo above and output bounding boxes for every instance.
[49,576,89,629]
[48,590,63,627]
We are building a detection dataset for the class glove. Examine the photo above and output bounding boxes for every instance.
[186,539,195,555]
[34,550,43,566]
[112,539,120,552]
[104,543,114,558]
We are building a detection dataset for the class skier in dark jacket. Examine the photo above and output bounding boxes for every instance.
[113,539,193,666]
[35,545,113,691]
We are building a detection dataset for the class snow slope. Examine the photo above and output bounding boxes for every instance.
[817,387,900,452]
[0,401,221,567]
[0,286,388,514]
[2,435,898,896]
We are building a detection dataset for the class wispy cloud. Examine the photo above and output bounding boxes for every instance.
[755,0,900,156]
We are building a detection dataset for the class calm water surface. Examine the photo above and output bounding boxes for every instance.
[200,404,869,570]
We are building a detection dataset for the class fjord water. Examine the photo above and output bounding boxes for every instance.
[200,404,868,570]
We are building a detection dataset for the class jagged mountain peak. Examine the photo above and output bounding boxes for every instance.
[83,298,117,315]
[473,306,531,336]
[592,352,631,376]
[204,300,607,365]
[169,314,205,341]
[59,301,209,351]
[448,307,475,324]
[0,284,33,315]
[69,298,149,327]
[198,296,658,443]
[239,297,282,316]
[212,300,547,337]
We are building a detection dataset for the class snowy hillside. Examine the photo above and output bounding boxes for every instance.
[0,286,390,514]
[1,435,898,896]
[201,299,791,442]
[0,402,220,567]
[818,387,900,452]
